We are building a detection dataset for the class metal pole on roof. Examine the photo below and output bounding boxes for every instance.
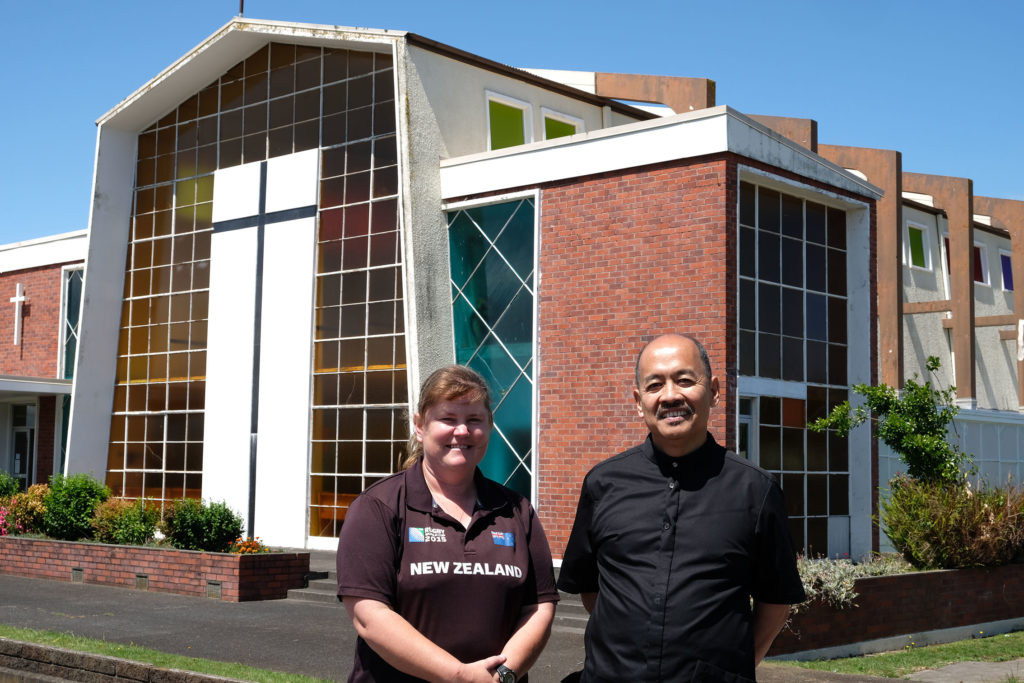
[239,0,244,16]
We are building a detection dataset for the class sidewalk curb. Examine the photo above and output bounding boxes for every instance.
[0,638,248,683]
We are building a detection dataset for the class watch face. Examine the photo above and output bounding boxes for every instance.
[497,665,516,683]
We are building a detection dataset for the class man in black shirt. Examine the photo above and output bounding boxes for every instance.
[557,333,806,682]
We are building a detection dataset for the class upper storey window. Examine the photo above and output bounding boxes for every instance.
[905,224,930,270]
[542,108,583,140]
[487,92,531,150]
[1000,251,1013,291]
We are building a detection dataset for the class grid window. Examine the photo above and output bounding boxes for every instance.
[738,180,850,555]
[111,43,399,517]
[446,199,536,499]
[309,49,403,537]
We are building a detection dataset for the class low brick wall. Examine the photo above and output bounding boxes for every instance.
[0,637,247,682]
[0,537,309,602]
[770,563,1024,655]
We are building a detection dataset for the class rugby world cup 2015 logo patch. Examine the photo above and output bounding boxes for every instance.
[491,531,515,547]
[408,527,447,543]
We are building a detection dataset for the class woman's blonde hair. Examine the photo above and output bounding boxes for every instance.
[401,365,493,470]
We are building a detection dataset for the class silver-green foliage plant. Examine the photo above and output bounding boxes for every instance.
[809,356,970,485]
[793,554,913,613]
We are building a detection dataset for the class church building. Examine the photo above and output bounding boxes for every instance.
[69,16,1014,561]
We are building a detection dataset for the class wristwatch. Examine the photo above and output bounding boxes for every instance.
[496,664,517,683]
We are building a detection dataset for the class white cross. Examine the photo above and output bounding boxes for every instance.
[9,283,28,346]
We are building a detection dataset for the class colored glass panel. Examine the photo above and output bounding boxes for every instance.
[544,116,576,140]
[908,226,927,268]
[447,198,535,499]
[489,100,526,150]
[1002,253,1014,291]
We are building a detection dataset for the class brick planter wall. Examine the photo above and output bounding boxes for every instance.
[0,537,310,602]
[769,564,1024,655]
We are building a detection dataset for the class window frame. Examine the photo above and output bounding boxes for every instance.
[485,91,532,151]
[903,221,932,271]
[999,249,1014,292]
[540,107,584,140]
[973,242,990,287]
[58,265,85,380]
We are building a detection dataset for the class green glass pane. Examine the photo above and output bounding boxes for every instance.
[493,201,534,280]
[465,202,517,242]
[493,286,533,349]
[452,293,489,361]
[465,335,521,396]
[494,374,532,456]
[489,100,525,150]
[479,434,519,493]
[465,250,519,328]
[908,228,926,268]
[448,211,489,289]
[66,271,83,326]
[523,357,533,381]
[504,462,532,500]
[544,116,576,140]
[64,337,77,380]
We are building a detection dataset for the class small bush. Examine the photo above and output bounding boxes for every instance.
[43,474,110,541]
[0,471,19,497]
[881,474,1024,569]
[6,484,48,535]
[162,499,243,552]
[795,553,914,612]
[92,498,159,545]
[0,502,18,536]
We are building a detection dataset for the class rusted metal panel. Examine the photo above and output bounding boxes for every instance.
[818,145,903,388]
[593,72,715,113]
[747,115,817,152]
[904,172,975,401]
[973,196,1024,407]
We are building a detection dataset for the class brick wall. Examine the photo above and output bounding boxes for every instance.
[0,263,74,377]
[35,396,56,481]
[536,156,737,555]
[0,537,310,602]
[770,564,1024,655]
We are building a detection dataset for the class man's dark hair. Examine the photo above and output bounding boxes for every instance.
[634,334,713,387]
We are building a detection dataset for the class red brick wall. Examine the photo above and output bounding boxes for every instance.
[0,263,74,377]
[536,157,736,556]
[36,396,56,481]
[0,537,310,602]
[770,564,1024,655]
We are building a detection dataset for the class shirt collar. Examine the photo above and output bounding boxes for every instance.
[645,432,723,476]
[404,458,510,514]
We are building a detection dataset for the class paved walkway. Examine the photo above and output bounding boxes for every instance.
[0,553,1019,682]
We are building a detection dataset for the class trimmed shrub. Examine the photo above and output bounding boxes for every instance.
[43,474,110,541]
[7,484,48,534]
[92,498,159,545]
[162,499,243,552]
[881,474,1024,569]
[0,471,19,497]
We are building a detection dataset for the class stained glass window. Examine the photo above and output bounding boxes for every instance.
[447,198,536,499]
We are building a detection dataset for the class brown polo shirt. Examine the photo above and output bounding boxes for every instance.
[337,460,558,682]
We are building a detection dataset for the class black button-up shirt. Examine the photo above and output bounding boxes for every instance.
[557,434,805,682]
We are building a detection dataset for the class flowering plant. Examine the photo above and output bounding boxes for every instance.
[229,536,271,554]
[0,503,24,536]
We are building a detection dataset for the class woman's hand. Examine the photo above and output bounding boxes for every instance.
[453,655,507,683]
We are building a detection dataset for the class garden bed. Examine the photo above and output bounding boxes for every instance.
[770,562,1024,657]
[0,536,310,602]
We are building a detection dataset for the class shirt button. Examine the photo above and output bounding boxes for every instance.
[672,462,678,468]
[668,481,676,489]
[663,522,671,530]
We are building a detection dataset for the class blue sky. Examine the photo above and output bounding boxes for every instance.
[2,0,1020,244]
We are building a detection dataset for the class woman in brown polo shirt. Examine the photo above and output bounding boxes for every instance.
[337,365,558,683]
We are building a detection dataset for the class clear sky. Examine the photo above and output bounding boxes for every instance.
[2,0,1020,244]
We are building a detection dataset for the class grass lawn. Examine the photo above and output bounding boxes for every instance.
[778,629,1024,678]
[0,624,330,683]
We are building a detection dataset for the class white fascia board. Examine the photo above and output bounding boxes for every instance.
[441,106,882,201]
[0,231,87,273]
[98,18,402,133]
[0,376,73,395]
[518,68,597,94]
